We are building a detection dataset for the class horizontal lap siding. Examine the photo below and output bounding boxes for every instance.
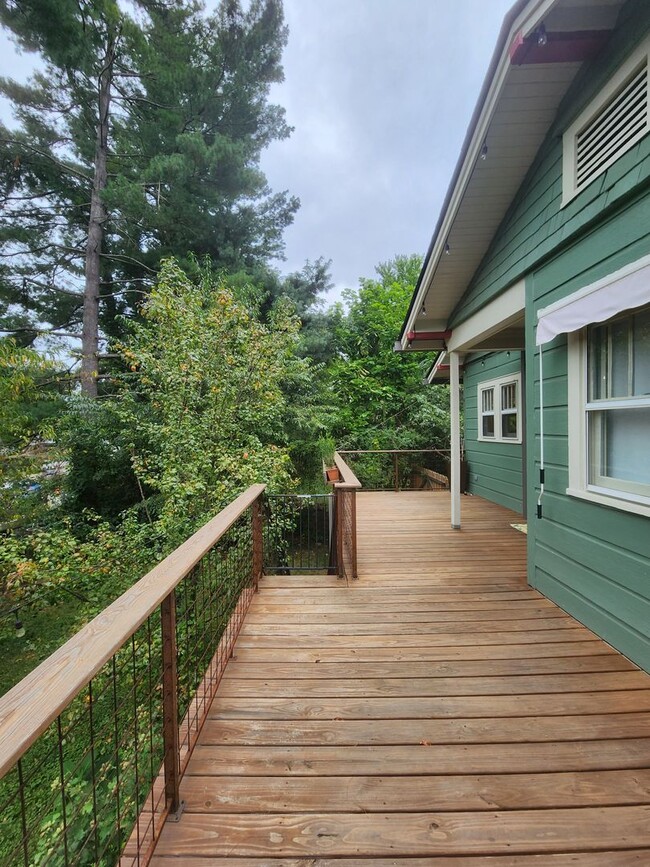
[448,2,650,671]
[449,0,650,330]
[526,195,650,671]
[464,352,523,513]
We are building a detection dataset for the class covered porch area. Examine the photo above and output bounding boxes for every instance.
[151,491,650,863]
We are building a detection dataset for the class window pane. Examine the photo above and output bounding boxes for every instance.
[610,318,630,398]
[588,323,607,400]
[589,406,650,489]
[481,388,494,412]
[501,412,517,438]
[501,382,517,410]
[482,415,495,437]
[633,307,650,396]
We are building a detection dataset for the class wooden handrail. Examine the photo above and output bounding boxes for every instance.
[0,483,265,778]
[338,448,451,455]
[333,451,362,489]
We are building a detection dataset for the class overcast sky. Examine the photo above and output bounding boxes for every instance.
[0,0,514,301]
[260,0,514,299]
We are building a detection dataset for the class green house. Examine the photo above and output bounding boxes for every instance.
[398,0,650,672]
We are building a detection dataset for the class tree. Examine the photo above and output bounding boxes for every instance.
[0,0,297,394]
[117,258,306,541]
[326,254,450,449]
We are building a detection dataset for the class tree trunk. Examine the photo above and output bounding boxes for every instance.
[80,35,116,397]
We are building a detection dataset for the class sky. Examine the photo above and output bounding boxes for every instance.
[0,0,515,302]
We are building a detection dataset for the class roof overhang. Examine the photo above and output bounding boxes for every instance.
[397,0,624,353]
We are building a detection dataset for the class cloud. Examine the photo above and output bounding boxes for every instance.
[260,0,514,300]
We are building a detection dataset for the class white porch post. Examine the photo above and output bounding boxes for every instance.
[450,350,461,530]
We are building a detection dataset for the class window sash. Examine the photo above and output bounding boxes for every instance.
[478,375,520,443]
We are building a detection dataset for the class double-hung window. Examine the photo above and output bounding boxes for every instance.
[478,373,522,443]
[586,306,650,501]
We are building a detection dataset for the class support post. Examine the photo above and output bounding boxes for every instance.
[393,453,399,492]
[252,497,263,592]
[161,591,181,816]
[450,350,461,530]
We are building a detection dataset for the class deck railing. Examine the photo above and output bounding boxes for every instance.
[331,452,362,581]
[263,493,333,574]
[338,448,452,492]
[0,484,265,867]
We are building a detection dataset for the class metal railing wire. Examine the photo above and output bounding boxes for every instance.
[0,485,264,867]
[263,494,333,574]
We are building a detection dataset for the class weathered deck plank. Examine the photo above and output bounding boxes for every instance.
[152,492,650,863]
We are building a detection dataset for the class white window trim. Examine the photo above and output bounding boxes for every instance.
[567,329,650,518]
[561,34,650,208]
[477,372,522,444]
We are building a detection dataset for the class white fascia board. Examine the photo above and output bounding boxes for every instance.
[425,351,447,384]
[447,279,525,352]
[401,0,559,351]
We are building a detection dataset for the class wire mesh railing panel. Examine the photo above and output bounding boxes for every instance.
[0,486,264,867]
[263,494,332,574]
[0,611,165,867]
[175,512,255,766]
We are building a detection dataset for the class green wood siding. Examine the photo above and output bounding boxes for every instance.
[463,352,524,514]
[525,195,650,672]
[446,0,650,671]
[449,0,650,329]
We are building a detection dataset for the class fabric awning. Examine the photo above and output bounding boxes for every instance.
[536,254,650,345]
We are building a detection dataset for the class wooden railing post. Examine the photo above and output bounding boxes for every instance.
[336,488,344,579]
[351,489,358,579]
[161,590,182,817]
[252,496,263,591]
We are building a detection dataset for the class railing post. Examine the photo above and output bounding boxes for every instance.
[252,496,263,591]
[336,488,344,579]
[394,452,399,492]
[161,590,182,817]
[351,489,358,579]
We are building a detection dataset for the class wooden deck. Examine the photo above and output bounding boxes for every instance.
[152,492,650,864]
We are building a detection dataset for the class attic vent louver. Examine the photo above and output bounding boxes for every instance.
[576,64,647,189]
[562,38,650,207]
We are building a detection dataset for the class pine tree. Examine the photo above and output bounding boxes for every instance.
[0,0,297,394]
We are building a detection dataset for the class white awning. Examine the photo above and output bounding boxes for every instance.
[536,254,650,346]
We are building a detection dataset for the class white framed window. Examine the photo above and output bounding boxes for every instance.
[478,373,522,443]
[567,304,650,516]
[562,35,650,207]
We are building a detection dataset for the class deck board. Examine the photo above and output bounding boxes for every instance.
[152,492,650,863]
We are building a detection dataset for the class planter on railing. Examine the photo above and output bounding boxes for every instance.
[0,485,265,867]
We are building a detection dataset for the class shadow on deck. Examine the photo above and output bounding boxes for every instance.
[151,492,650,864]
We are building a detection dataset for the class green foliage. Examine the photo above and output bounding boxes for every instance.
[57,398,148,522]
[324,254,450,450]
[0,0,298,358]
[0,339,66,530]
[117,259,303,542]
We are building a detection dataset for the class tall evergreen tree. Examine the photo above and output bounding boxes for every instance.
[0,0,297,394]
